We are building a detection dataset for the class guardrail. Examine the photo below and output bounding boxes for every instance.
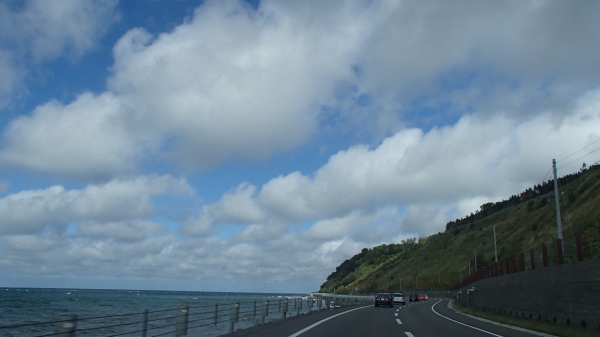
[0,294,372,337]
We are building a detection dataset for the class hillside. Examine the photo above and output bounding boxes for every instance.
[319,163,600,294]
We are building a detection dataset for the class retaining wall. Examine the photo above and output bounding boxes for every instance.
[455,259,600,330]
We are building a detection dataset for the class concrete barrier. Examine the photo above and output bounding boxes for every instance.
[455,259,600,330]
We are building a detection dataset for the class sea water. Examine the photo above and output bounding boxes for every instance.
[0,288,309,337]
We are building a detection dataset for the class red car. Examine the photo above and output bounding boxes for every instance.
[418,294,428,301]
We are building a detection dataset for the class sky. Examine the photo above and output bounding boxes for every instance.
[0,0,599,294]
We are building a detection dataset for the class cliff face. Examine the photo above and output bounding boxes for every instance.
[320,166,600,294]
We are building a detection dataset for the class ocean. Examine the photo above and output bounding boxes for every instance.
[0,288,313,337]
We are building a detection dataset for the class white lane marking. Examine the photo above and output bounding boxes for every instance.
[395,312,398,316]
[287,306,369,337]
[431,300,504,337]
[396,318,402,324]
[405,332,415,337]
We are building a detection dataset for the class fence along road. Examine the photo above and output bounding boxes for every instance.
[228,299,552,337]
[0,294,371,337]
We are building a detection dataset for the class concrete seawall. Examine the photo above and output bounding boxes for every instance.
[455,259,600,330]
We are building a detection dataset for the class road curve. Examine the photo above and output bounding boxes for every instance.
[225,299,552,337]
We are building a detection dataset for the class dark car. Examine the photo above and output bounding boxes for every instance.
[409,294,418,302]
[374,293,394,307]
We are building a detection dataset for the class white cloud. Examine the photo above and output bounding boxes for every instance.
[0,92,141,181]
[0,174,193,235]
[358,0,600,118]
[186,87,600,241]
[0,0,119,108]
[107,0,368,170]
[3,0,599,181]
[78,220,167,242]
[1,0,600,293]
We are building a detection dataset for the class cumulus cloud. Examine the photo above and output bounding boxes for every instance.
[1,0,600,292]
[185,88,600,241]
[0,92,143,181]
[0,0,119,108]
[3,0,599,180]
[0,174,193,235]
[358,0,600,118]
[108,0,368,170]
[78,220,167,242]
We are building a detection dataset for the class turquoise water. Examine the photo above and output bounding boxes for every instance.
[0,288,310,336]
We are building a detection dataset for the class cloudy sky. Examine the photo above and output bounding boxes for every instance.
[0,0,599,293]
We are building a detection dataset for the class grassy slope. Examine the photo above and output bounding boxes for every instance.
[320,168,600,294]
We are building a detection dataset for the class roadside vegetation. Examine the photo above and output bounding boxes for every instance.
[451,300,597,337]
[319,162,600,294]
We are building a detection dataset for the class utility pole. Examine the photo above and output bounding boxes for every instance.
[468,261,471,275]
[493,225,498,262]
[552,159,563,241]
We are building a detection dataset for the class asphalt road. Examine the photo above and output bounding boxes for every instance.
[226,299,550,337]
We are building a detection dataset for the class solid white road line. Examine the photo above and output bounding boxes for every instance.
[430,300,504,337]
[287,306,369,337]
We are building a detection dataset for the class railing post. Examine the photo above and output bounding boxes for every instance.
[261,300,269,325]
[519,252,525,271]
[54,315,76,337]
[557,239,564,265]
[576,233,583,261]
[253,300,257,317]
[175,303,189,337]
[142,310,148,337]
[297,297,302,316]
[542,244,548,267]
[213,303,219,325]
[530,249,535,270]
[229,302,239,334]
[282,298,289,319]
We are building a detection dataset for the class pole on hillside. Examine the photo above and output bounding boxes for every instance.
[493,225,498,262]
[552,159,564,243]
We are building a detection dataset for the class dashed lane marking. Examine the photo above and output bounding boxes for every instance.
[287,306,370,337]
[404,332,414,337]
[396,318,402,324]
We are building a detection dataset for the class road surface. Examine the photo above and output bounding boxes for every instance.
[227,299,551,337]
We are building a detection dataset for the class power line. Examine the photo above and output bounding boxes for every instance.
[540,167,553,184]
[557,145,600,171]
[557,137,600,163]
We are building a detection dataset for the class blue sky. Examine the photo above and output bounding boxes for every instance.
[1,0,600,293]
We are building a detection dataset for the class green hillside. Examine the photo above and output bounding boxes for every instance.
[319,163,600,294]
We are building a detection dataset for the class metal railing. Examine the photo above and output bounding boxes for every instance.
[451,228,600,290]
[0,295,371,337]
